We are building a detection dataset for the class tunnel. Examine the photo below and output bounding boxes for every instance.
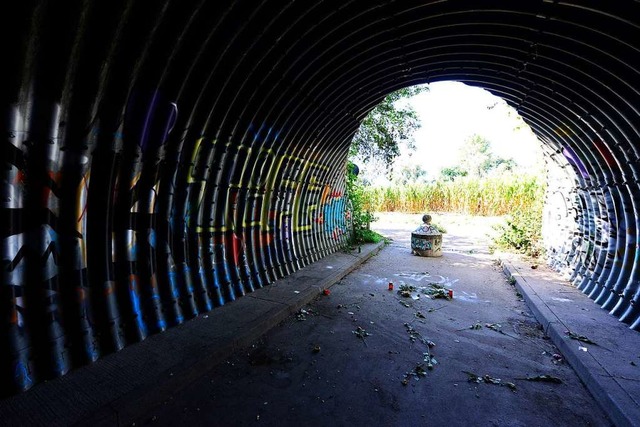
[2,0,640,396]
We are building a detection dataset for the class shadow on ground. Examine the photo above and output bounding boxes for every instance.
[132,213,611,427]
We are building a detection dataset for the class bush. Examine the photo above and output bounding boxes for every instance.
[345,166,379,245]
[492,203,544,257]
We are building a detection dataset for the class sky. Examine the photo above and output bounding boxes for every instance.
[360,81,544,183]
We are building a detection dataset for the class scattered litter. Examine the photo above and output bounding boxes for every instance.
[404,323,435,349]
[296,308,315,321]
[427,305,447,313]
[398,283,421,298]
[312,345,321,353]
[517,375,562,384]
[457,322,483,331]
[353,326,371,346]
[203,315,209,319]
[388,282,394,291]
[402,363,429,385]
[565,330,598,346]
[631,361,637,367]
[415,311,426,319]
[422,283,453,300]
[294,291,300,294]
[369,293,375,297]
[579,346,588,352]
[347,311,355,315]
[322,289,331,296]
[463,371,516,391]
[404,323,421,343]
[484,323,518,339]
[485,323,501,332]
[423,351,437,370]
[399,301,411,308]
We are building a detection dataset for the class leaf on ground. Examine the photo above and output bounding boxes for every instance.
[404,323,436,351]
[483,375,501,385]
[565,331,598,345]
[464,371,482,383]
[353,326,371,339]
[463,371,515,390]
[423,353,438,370]
[403,363,430,384]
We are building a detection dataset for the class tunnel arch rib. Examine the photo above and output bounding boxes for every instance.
[2,0,640,395]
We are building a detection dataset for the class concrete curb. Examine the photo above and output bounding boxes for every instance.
[0,242,385,427]
[501,259,640,427]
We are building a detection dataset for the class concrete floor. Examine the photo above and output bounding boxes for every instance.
[132,213,612,426]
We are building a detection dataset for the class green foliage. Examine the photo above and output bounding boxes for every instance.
[457,134,516,178]
[394,164,429,186]
[440,166,467,182]
[362,175,543,217]
[430,223,447,234]
[492,202,544,257]
[357,229,387,244]
[350,86,428,170]
[345,164,378,245]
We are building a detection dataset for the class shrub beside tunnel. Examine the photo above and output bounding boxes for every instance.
[2,0,640,396]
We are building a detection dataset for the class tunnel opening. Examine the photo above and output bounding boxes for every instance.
[2,0,640,397]
[346,81,550,258]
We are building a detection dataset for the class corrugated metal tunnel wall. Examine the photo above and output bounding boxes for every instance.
[2,0,639,396]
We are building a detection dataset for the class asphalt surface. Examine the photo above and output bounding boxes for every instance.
[128,213,617,427]
[2,213,638,426]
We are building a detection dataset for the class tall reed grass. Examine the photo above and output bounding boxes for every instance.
[363,175,544,216]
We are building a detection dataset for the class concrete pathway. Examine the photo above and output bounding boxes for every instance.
[125,214,614,426]
[502,256,640,427]
[0,212,636,426]
[0,244,384,426]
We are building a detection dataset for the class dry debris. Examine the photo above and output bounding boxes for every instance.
[565,330,598,346]
[422,283,452,300]
[464,371,516,391]
[296,308,315,321]
[353,326,371,346]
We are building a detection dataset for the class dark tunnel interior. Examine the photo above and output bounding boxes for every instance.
[2,0,640,396]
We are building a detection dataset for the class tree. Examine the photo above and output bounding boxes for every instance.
[458,134,515,178]
[440,166,467,181]
[394,164,429,185]
[349,86,428,171]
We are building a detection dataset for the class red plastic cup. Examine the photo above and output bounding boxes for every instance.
[448,289,453,299]
[388,282,394,291]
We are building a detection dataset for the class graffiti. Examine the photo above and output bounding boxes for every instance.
[394,272,460,288]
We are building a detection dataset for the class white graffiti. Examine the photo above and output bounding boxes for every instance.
[394,272,459,288]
